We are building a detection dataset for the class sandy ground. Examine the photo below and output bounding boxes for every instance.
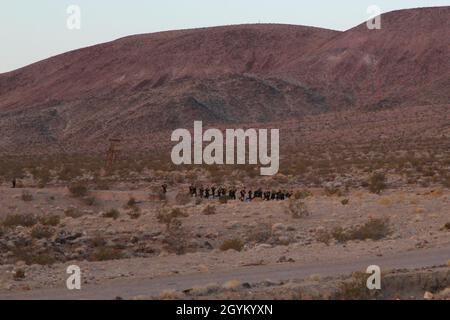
[0,184,449,298]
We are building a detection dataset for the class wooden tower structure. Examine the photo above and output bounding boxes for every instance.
[105,138,121,170]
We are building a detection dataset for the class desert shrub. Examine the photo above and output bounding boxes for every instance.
[315,229,333,245]
[222,279,242,291]
[13,269,26,280]
[58,165,81,181]
[157,210,172,226]
[219,195,228,204]
[171,208,187,217]
[126,196,137,208]
[349,218,391,240]
[28,253,56,265]
[220,238,244,252]
[11,247,56,265]
[331,227,349,243]
[294,189,312,200]
[157,208,188,227]
[163,219,188,255]
[288,200,310,219]
[68,182,88,198]
[39,214,60,226]
[2,214,37,228]
[90,236,107,247]
[126,205,141,219]
[175,192,191,205]
[423,169,435,177]
[103,209,120,220]
[35,169,51,188]
[21,190,33,202]
[419,178,430,188]
[332,218,391,243]
[82,196,96,206]
[341,199,349,205]
[173,173,184,184]
[324,185,342,196]
[160,289,183,300]
[368,173,386,194]
[335,272,378,300]
[31,225,54,239]
[127,211,141,219]
[246,223,272,243]
[90,246,123,261]
[202,205,216,215]
[64,208,83,218]
[442,222,450,231]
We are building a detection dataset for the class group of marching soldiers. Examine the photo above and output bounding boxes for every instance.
[188,185,293,202]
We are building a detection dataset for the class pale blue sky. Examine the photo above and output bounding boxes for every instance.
[0,0,448,73]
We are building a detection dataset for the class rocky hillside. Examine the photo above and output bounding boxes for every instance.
[0,7,448,154]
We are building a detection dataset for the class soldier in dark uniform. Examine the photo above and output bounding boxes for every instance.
[256,189,263,198]
[240,189,246,201]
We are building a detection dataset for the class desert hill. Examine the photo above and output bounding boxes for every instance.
[0,7,448,154]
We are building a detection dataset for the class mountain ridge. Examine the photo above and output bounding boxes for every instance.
[0,6,448,154]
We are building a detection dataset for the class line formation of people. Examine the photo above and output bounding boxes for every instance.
[188,185,293,202]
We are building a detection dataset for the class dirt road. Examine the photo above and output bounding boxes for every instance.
[1,245,448,300]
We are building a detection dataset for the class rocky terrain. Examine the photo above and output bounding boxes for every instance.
[0,7,448,154]
[0,6,449,300]
[0,174,448,299]
[158,267,450,300]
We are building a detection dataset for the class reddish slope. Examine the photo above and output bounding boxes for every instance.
[0,24,339,152]
[282,6,450,109]
[0,24,338,109]
[0,7,448,154]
